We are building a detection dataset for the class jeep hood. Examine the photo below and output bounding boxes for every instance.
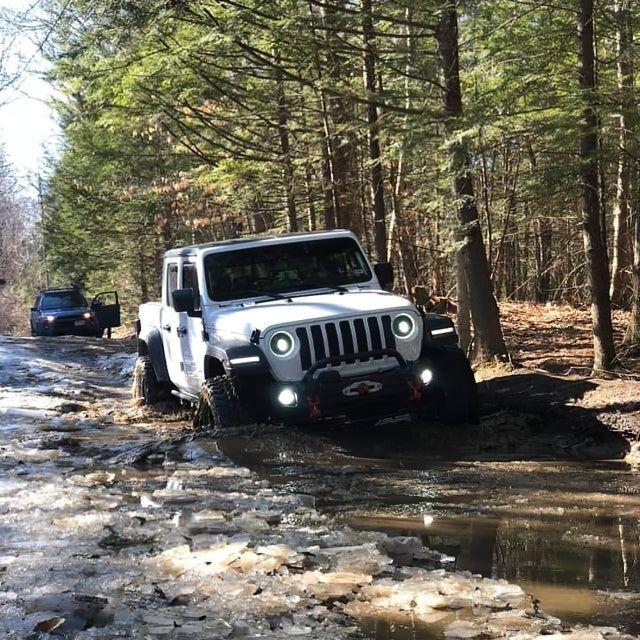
[207,291,416,338]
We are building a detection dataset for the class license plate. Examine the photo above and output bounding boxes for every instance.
[74,320,85,326]
[343,381,383,397]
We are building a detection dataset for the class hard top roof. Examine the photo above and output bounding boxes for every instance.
[164,229,355,258]
[39,286,82,295]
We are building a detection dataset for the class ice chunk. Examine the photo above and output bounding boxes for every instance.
[445,620,485,638]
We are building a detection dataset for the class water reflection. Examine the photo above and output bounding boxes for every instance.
[216,427,640,634]
[346,513,640,633]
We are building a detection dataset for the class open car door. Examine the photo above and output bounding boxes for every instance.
[91,291,121,337]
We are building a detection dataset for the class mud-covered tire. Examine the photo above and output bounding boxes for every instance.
[193,376,248,431]
[427,346,480,425]
[132,356,171,405]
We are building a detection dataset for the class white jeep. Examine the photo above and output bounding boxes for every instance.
[133,229,478,428]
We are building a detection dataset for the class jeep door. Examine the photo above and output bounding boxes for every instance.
[30,296,42,331]
[180,262,205,393]
[161,261,189,391]
[91,291,121,334]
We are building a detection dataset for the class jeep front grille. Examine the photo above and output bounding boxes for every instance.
[295,315,396,371]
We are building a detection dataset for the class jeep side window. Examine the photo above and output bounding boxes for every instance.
[182,264,201,311]
[166,263,179,307]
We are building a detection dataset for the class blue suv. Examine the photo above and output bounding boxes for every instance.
[30,287,121,337]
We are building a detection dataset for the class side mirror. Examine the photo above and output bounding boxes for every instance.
[30,307,37,312]
[374,262,394,290]
[0,278,6,286]
[172,288,195,314]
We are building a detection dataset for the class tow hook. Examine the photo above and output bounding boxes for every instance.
[306,395,321,419]
[407,380,422,402]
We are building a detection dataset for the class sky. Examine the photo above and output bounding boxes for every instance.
[0,0,59,194]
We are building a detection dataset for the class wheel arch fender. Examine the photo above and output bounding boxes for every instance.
[204,343,271,380]
[421,313,459,352]
[138,328,170,382]
[204,347,227,380]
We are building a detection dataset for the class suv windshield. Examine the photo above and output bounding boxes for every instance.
[204,237,372,302]
[40,291,88,310]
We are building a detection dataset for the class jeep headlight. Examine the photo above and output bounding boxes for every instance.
[269,331,295,357]
[392,313,416,339]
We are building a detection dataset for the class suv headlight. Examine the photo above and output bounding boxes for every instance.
[269,331,295,357]
[392,313,416,339]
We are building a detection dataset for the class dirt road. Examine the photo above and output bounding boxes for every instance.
[0,336,638,640]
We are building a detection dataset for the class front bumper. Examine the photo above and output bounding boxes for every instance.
[40,317,98,335]
[262,349,433,424]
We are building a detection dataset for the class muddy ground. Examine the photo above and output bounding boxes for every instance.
[1,334,640,640]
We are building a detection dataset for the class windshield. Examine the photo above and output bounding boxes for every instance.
[204,237,372,302]
[40,291,88,310]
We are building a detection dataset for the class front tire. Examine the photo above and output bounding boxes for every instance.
[193,376,248,431]
[132,356,171,405]
[427,347,480,425]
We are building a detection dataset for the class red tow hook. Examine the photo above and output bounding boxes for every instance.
[306,395,321,419]
[407,380,422,402]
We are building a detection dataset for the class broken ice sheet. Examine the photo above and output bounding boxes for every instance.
[445,619,485,638]
[311,543,392,575]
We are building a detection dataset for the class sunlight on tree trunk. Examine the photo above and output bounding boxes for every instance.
[436,0,508,362]
[578,0,616,373]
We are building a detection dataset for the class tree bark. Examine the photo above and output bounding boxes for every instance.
[361,0,387,263]
[625,196,640,345]
[304,162,317,231]
[436,0,508,362]
[610,0,633,306]
[456,249,472,355]
[274,51,298,232]
[319,1,362,235]
[578,0,616,372]
[387,7,415,296]
[307,0,340,230]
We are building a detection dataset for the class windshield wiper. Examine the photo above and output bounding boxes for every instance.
[295,283,348,296]
[237,290,292,304]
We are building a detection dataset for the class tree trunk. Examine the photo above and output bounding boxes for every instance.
[274,51,298,232]
[307,0,340,230]
[456,250,472,354]
[304,162,317,231]
[319,1,362,235]
[625,196,640,345]
[536,214,552,302]
[578,0,616,372]
[387,7,415,295]
[361,0,387,263]
[527,142,552,302]
[436,1,508,362]
[610,0,633,306]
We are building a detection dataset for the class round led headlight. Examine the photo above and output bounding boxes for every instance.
[392,313,416,339]
[269,331,295,357]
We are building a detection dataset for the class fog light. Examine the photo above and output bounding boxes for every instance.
[420,368,433,385]
[277,388,297,407]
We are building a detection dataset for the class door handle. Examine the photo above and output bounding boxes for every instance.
[176,326,187,337]
[162,324,172,332]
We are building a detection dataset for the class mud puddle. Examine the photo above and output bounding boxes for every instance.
[216,421,640,635]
